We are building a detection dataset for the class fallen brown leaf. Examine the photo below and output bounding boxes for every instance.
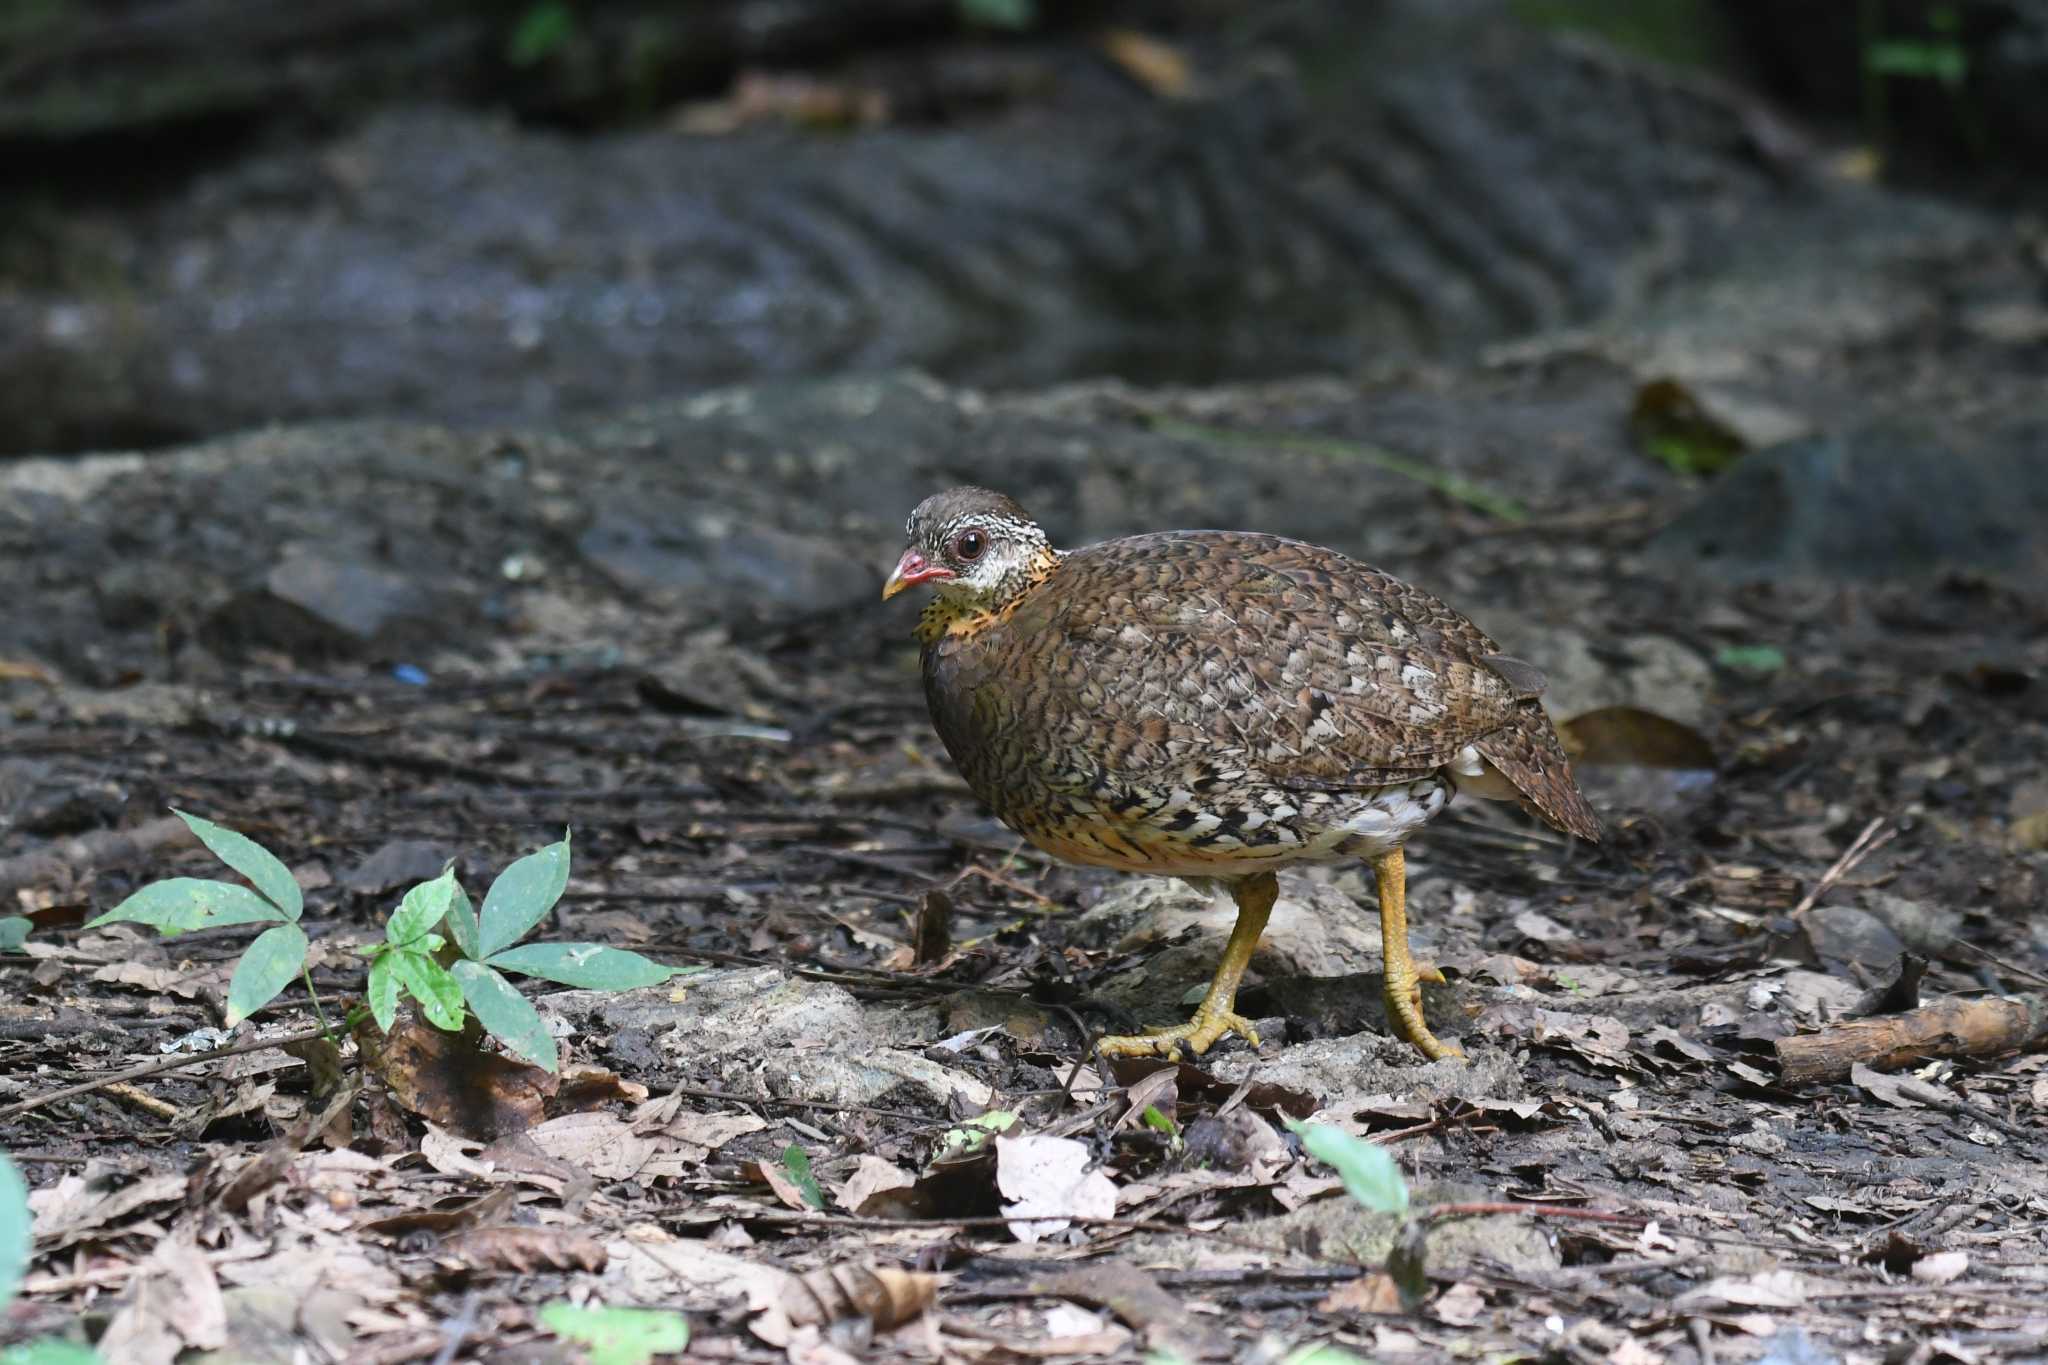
[356,1014,554,1141]
[781,1263,939,1331]
[360,1185,515,1240]
[1318,1272,1404,1315]
[442,1224,607,1274]
[220,1083,360,1213]
[1559,705,1716,769]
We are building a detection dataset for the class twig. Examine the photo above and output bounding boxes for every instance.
[428,1290,483,1365]
[1426,1202,1646,1227]
[0,815,191,894]
[0,1021,333,1121]
[1790,816,1894,918]
[742,1208,1353,1263]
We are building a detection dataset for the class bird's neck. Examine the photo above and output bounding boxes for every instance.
[915,547,1062,644]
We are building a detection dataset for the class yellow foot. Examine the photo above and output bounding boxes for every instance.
[1096,1007,1261,1061]
[1385,977,1465,1061]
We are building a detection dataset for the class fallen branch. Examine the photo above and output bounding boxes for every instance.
[1773,993,2048,1085]
[0,815,190,895]
[0,1021,333,1121]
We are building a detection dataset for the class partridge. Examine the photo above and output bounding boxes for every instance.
[883,487,1599,1061]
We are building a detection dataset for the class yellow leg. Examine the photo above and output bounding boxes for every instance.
[1374,848,1463,1061]
[1096,872,1276,1061]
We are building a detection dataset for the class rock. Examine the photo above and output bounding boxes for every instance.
[1799,905,1906,979]
[1483,618,1716,727]
[340,840,456,897]
[1069,873,1412,1002]
[579,508,871,615]
[1127,1177,1555,1271]
[3,13,1813,456]
[540,967,984,1110]
[1648,427,2048,582]
[219,545,445,656]
[1204,1032,1525,1106]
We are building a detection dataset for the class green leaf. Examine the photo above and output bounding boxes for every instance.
[392,952,466,1032]
[1280,1347,1375,1365]
[1283,1118,1409,1215]
[173,810,302,920]
[957,0,1036,31]
[936,1110,1017,1159]
[1715,644,1787,676]
[0,918,30,953]
[452,961,556,1072]
[477,835,572,959]
[781,1145,825,1209]
[444,881,482,962]
[367,953,400,1034]
[86,878,286,936]
[537,1302,688,1365]
[225,923,309,1027]
[485,941,673,991]
[1865,38,1967,86]
[0,1342,103,1365]
[1140,1105,1178,1136]
[507,0,576,68]
[0,1151,29,1311]
[388,869,457,950]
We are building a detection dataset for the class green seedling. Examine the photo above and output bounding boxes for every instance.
[537,1302,688,1365]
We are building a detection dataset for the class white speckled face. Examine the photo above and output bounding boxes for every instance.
[902,489,1053,609]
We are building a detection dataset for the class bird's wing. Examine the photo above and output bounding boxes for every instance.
[1014,531,1532,795]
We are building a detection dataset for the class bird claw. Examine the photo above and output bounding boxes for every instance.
[1384,980,1464,1061]
[1096,1007,1261,1060]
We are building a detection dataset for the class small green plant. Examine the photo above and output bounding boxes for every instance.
[1286,1118,1428,1309]
[1715,644,1787,676]
[508,0,577,67]
[779,1145,825,1210]
[537,1302,688,1365]
[88,814,681,1073]
[935,1110,1017,1159]
[1284,1119,1408,1215]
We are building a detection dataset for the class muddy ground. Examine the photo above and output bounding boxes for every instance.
[3,301,2048,1362]
[4,8,2048,1360]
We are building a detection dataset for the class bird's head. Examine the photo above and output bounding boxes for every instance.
[881,486,1055,611]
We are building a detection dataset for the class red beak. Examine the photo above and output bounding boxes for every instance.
[881,548,954,600]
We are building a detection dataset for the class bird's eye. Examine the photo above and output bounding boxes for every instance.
[953,529,986,561]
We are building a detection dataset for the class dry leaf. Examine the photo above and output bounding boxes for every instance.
[360,1185,515,1239]
[1433,1281,1487,1326]
[1850,1063,1951,1110]
[28,1167,187,1253]
[1672,1270,1808,1311]
[419,1124,498,1180]
[834,1155,917,1213]
[1318,1273,1404,1314]
[357,1014,554,1140]
[1095,30,1193,99]
[1909,1250,1968,1284]
[781,1263,939,1331]
[96,1233,227,1364]
[443,1224,607,1274]
[1559,704,1716,769]
[529,1111,662,1181]
[220,1084,360,1213]
[995,1135,1117,1243]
